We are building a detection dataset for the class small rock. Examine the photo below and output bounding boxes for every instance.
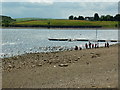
[17,66,21,69]
[30,61,34,63]
[49,61,52,64]
[34,60,37,62]
[21,63,25,65]
[73,54,76,56]
[75,59,78,61]
[90,52,94,54]
[56,56,59,57]
[44,60,47,61]
[91,85,96,87]
[59,64,68,67]
[37,64,42,66]
[54,65,56,67]
[37,55,39,57]
[96,53,100,57]
[68,61,72,63]
[86,62,89,65]
[91,55,97,58]
[31,65,35,67]
[8,65,12,68]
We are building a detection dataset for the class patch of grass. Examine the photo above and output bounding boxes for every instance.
[11,19,118,28]
[15,18,52,22]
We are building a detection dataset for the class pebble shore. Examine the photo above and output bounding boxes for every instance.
[2,44,119,88]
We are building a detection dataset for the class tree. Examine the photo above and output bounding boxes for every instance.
[100,15,106,21]
[106,15,114,21]
[100,15,114,21]
[74,16,78,20]
[69,15,74,20]
[94,13,99,21]
[114,14,120,21]
[109,16,114,21]
[106,15,111,21]
[1,15,16,27]
[78,16,84,20]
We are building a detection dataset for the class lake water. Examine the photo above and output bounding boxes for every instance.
[1,28,118,58]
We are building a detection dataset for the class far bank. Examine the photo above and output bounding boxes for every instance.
[1,19,119,29]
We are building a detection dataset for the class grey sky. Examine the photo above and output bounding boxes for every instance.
[1,2,118,19]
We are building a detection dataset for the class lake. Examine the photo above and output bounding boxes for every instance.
[1,28,118,58]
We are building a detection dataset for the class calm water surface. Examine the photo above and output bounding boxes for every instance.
[1,28,118,57]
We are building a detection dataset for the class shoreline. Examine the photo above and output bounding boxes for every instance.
[2,44,118,88]
[1,44,118,59]
[1,27,119,30]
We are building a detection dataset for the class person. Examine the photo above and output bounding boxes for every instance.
[79,45,82,50]
[97,43,99,48]
[75,46,78,50]
[89,41,91,48]
[95,43,97,48]
[92,44,94,48]
[85,43,88,49]
[105,43,107,47]
[107,42,109,48]
[79,47,82,50]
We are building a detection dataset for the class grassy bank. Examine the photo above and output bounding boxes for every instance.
[9,19,118,28]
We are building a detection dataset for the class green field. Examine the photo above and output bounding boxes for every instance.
[10,19,118,28]
[15,18,52,22]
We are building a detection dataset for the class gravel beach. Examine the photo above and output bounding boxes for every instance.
[2,44,118,88]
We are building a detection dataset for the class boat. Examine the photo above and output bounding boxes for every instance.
[48,38,68,41]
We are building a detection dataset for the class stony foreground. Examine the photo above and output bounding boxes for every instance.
[2,44,119,88]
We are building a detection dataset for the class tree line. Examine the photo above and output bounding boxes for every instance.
[0,15,16,27]
[69,13,120,21]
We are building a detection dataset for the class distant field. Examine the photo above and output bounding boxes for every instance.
[15,18,52,22]
[11,19,118,28]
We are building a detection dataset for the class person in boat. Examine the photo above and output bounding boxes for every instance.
[85,43,88,49]
[75,46,78,50]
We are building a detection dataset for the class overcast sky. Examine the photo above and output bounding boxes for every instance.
[1,2,118,19]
